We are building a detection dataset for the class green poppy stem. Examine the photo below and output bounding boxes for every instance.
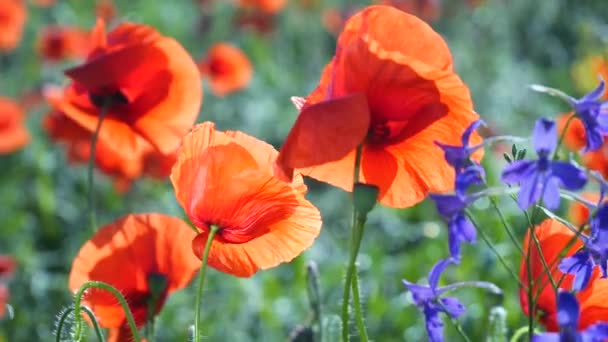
[56,305,105,342]
[193,224,219,342]
[72,281,140,342]
[88,99,111,232]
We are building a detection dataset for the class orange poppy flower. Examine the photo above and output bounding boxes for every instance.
[0,256,15,320]
[557,113,586,151]
[96,0,117,23]
[57,19,202,159]
[36,26,90,62]
[198,43,252,97]
[69,213,200,336]
[238,0,286,14]
[520,218,608,331]
[277,5,481,208]
[171,122,322,277]
[0,0,26,53]
[377,0,441,22]
[0,97,29,154]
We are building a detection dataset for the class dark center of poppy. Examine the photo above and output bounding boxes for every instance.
[208,59,232,77]
[366,120,409,146]
[88,89,129,108]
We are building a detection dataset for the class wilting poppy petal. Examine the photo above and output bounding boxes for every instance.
[279,5,480,208]
[68,214,199,329]
[520,219,608,331]
[0,97,29,154]
[0,0,26,53]
[199,43,252,96]
[59,19,202,158]
[171,122,321,277]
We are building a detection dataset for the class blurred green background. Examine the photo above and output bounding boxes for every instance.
[1,0,608,340]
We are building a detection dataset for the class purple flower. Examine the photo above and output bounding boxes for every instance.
[402,259,466,342]
[435,120,484,173]
[568,79,608,152]
[559,250,594,292]
[430,165,484,260]
[533,291,608,342]
[501,118,587,210]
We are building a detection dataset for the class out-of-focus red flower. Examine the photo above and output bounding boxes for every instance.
[69,214,199,337]
[171,122,322,277]
[0,256,15,320]
[234,11,276,34]
[96,0,117,23]
[36,26,90,62]
[321,7,359,36]
[198,43,252,96]
[238,0,286,14]
[520,219,608,331]
[377,0,441,22]
[0,97,29,154]
[0,0,27,53]
[56,19,202,159]
[277,5,481,208]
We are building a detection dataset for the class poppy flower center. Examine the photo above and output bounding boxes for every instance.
[208,59,233,77]
[366,120,409,146]
[88,89,130,108]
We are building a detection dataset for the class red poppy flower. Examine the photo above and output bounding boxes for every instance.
[520,219,608,331]
[57,19,202,159]
[238,0,286,14]
[171,122,321,277]
[198,43,252,97]
[0,0,26,53]
[377,0,441,22]
[0,97,29,154]
[0,256,15,320]
[567,192,600,227]
[69,213,200,336]
[277,5,481,208]
[234,11,276,34]
[36,26,90,62]
[44,106,177,192]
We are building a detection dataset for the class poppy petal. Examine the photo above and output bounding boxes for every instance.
[278,93,370,169]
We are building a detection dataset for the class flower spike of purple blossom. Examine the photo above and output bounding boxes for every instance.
[531,78,608,152]
[570,79,608,152]
[435,120,485,173]
[501,118,587,210]
[430,165,484,260]
[533,291,608,342]
[402,258,501,342]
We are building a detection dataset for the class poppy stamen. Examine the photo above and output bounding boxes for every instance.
[88,90,129,108]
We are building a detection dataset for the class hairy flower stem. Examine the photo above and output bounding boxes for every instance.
[73,281,140,342]
[341,144,370,342]
[88,99,111,232]
[56,306,104,342]
[194,224,219,342]
[351,264,369,341]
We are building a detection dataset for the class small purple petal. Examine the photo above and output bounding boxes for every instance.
[501,160,537,184]
[517,172,543,210]
[532,118,558,156]
[541,176,561,210]
[461,120,484,146]
[582,323,608,341]
[455,164,485,196]
[531,333,560,342]
[435,142,469,170]
[558,251,594,291]
[556,291,580,330]
[439,297,466,318]
[428,258,454,290]
[551,161,587,190]
[430,194,468,218]
[580,78,606,103]
[423,306,445,342]
[402,281,434,306]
